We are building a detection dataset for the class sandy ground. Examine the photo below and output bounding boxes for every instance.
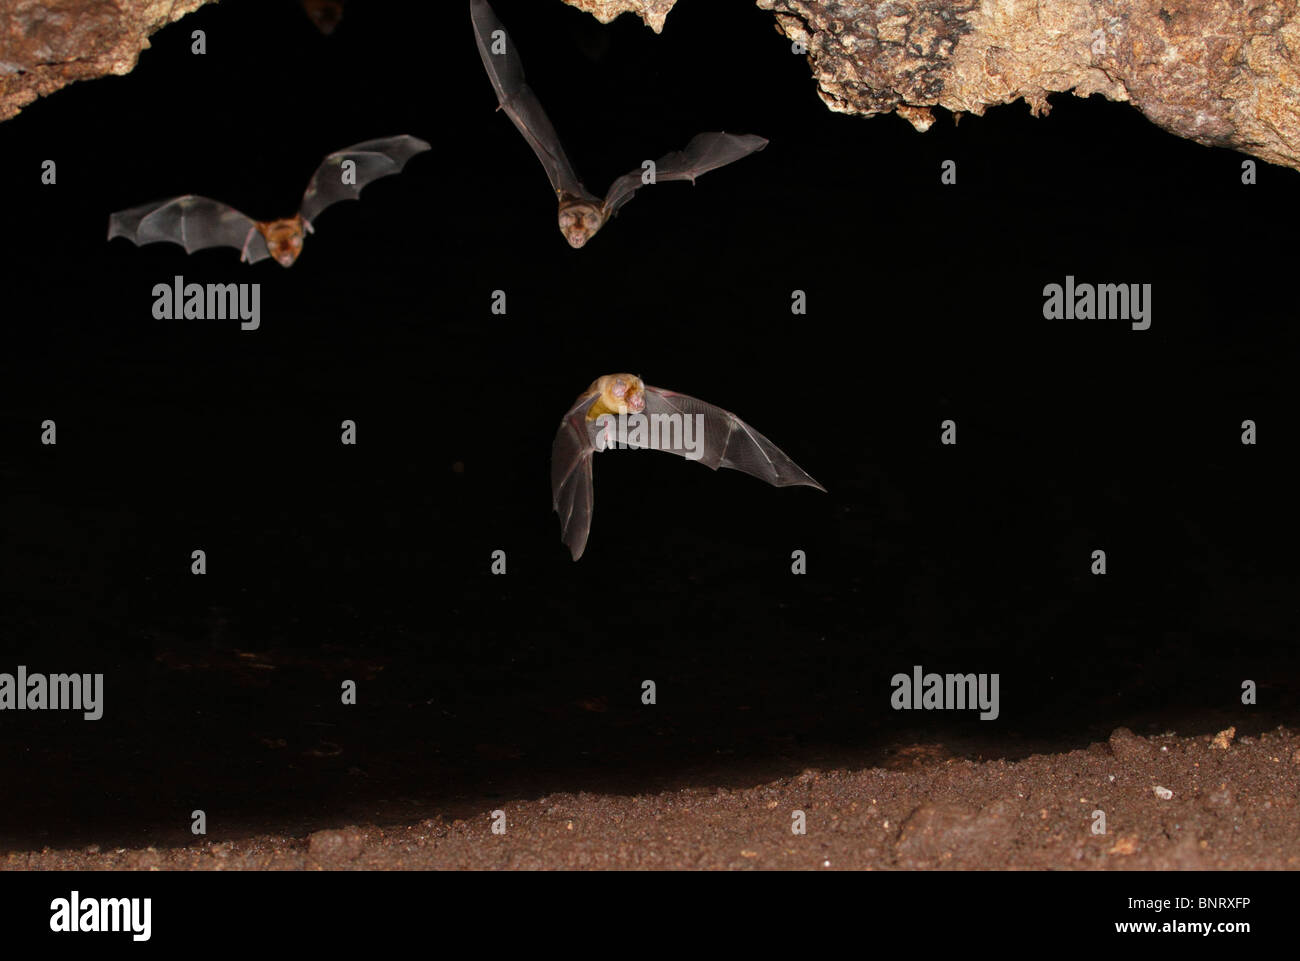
[6,725,1296,870]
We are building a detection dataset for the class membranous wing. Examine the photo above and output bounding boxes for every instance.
[550,389,601,561]
[470,0,592,202]
[299,135,431,224]
[107,195,261,257]
[640,385,823,489]
[602,132,768,218]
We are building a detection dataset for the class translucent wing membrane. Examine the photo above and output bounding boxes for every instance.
[602,132,768,218]
[470,0,592,202]
[107,195,262,258]
[640,385,824,489]
[550,391,601,560]
[299,135,431,224]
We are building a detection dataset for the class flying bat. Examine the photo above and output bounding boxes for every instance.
[470,0,767,248]
[551,374,825,560]
[301,0,346,34]
[107,135,430,267]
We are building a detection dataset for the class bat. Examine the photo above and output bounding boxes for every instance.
[551,373,825,560]
[107,135,430,267]
[470,0,767,248]
[301,0,346,34]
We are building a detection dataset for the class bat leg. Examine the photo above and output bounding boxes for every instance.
[240,227,256,263]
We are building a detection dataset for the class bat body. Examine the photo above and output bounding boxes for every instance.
[107,135,430,266]
[301,0,345,34]
[470,0,767,248]
[551,374,825,560]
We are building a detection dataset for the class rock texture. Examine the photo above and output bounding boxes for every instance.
[753,0,1300,170]
[0,0,211,122]
[4,0,1298,172]
[563,0,679,31]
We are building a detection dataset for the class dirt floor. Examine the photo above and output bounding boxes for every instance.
[6,724,1296,870]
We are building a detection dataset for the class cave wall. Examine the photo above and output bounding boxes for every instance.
[2,0,1297,172]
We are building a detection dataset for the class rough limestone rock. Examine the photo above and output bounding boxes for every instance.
[0,0,212,122]
[753,0,1300,171]
[5,0,1298,173]
[562,0,679,32]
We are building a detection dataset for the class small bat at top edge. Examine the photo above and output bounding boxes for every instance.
[107,135,430,267]
[301,0,345,35]
[551,374,825,560]
[470,0,768,248]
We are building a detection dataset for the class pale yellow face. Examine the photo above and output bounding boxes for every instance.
[258,216,306,267]
[587,373,645,419]
[558,203,603,249]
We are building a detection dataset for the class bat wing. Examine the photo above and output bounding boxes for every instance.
[602,132,768,218]
[640,384,824,490]
[470,0,592,202]
[299,135,431,224]
[107,195,266,259]
[550,388,602,561]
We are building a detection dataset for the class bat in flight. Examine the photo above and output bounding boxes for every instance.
[107,135,430,267]
[470,0,768,248]
[551,373,825,560]
[301,0,346,34]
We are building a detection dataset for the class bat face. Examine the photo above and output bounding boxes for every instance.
[257,216,307,267]
[588,374,645,418]
[557,201,604,249]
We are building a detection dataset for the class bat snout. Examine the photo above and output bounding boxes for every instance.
[558,206,601,249]
[259,216,306,267]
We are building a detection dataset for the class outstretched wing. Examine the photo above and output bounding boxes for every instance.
[470,0,593,203]
[299,135,431,224]
[550,387,602,561]
[639,384,824,489]
[107,195,265,259]
[602,132,768,218]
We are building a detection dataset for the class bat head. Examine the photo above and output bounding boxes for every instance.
[302,0,344,34]
[557,202,603,249]
[257,216,307,267]
[589,373,645,418]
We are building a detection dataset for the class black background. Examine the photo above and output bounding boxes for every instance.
[0,0,1296,851]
